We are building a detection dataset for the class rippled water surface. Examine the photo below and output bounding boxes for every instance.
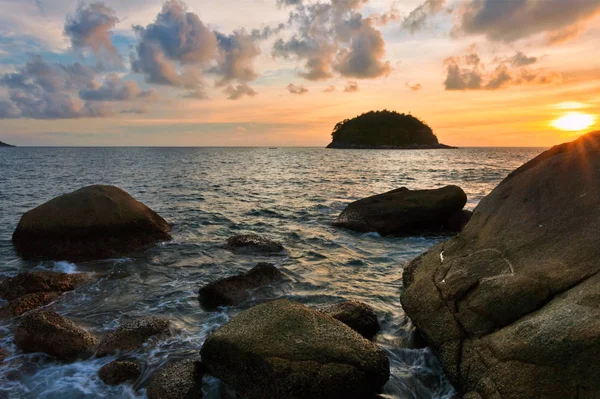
[0,147,543,399]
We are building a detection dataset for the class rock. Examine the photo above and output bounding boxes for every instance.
[12,185,171,261]
[198,263,284,309]
[334,185,467,235]
[147,359,204,399]
[0,347,8,363]
[14,310,98,361]
[400,131,600,399]
[0,271,91,301]
[0,291,61,319]
[443,209,472,232]
[98,360,141,385]
[96,316,172,356]
[225,234,284,254]
[201,299,389,399]
[321,301,380,339]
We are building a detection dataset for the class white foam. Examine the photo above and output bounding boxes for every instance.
[51,261,78,274]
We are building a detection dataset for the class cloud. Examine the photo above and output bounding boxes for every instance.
[454,0,600,43]
[508,51,537,67]
[406,82,422,91]
[402,0,445,33]
[344,80,359,92]
[323,85,335,92]
[64,2,121,65]
[212,30,260,86]
[272,0,391,81]
[224,83,258,100]
[79,73,154,101]
[287,83,308,94]
[443,46,562,91]
[131,0,217,87]
[0,55,153,119]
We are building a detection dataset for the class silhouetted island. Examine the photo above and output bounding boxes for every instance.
[326,110,456,149]
[0,141,15,147]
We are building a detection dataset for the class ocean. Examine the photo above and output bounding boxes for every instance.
[0,147,543,398]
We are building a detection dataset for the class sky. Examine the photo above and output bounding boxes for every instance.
[0,0,599,147]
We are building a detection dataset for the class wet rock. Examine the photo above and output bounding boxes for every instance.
[334,185,467,235]
[12,185,171,261]
[198,263,284,309]
[98,360,141,385]
[0,271,91,301]
[321,301,380,339]
[401,131,600,398]
[0,347,8,363]
[0,291,61,319]
[201,299,389,399]
[225,234,284,254]
[14,310,98,361]
[96,316,172,356]
[146,359,204,399]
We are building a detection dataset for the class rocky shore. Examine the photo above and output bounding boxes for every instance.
[1,132,599,398]
[326,143,457,149]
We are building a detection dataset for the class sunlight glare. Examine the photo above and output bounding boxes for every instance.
[551,112,596,132]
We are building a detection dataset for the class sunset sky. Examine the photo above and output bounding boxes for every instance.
[0,0,599,147]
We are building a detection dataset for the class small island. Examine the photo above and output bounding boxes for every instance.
[0,140,15,147]
[326,110,455,149]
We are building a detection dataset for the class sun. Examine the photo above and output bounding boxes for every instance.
[551,112,596,132]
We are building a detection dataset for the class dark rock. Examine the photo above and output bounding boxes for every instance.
[225,234,284,254]
[400,131,600,399]
[198,263,284,309]
[443,209,472,232]
[0,271,91,300]
[334,185,467,235]
[0,347,8,363]
[96,316,172,356]
[14,310,98,361]
[201,299,389,399]
[0,291,61,319]
[146,359,204,399]
[98,360,141,385]
[12,185,171,261]
[321,301,380,339]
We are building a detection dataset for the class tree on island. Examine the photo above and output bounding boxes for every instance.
[327,110,450,149]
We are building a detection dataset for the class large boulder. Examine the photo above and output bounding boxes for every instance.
[98,360,141,386]
[96,316,172,356]
[321,301,380,339]
[201,299,389,399]
[14,310,98,361]
[12,185,171,261]
[400,131,600,399]
[334,185,468,235]
[225,234,284,254]
[146,359,204,399]
[198,263,284,309]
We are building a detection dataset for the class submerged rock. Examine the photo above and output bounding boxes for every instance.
[0,271,92,319]
[198,263,284,309]
[12,185,171,261]
[98,360,141,386]
[14,310,98,361]
[334,185,468,235]
[96,316,172,356]
[201,299,389,399]
[225,234,284,254]
[321,301,380,339]
[401,131,600,398]
[146,359,204,399]
[0,291,61,319]
[0,271,91,301]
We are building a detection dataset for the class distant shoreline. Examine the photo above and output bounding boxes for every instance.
[326,143,458,150]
